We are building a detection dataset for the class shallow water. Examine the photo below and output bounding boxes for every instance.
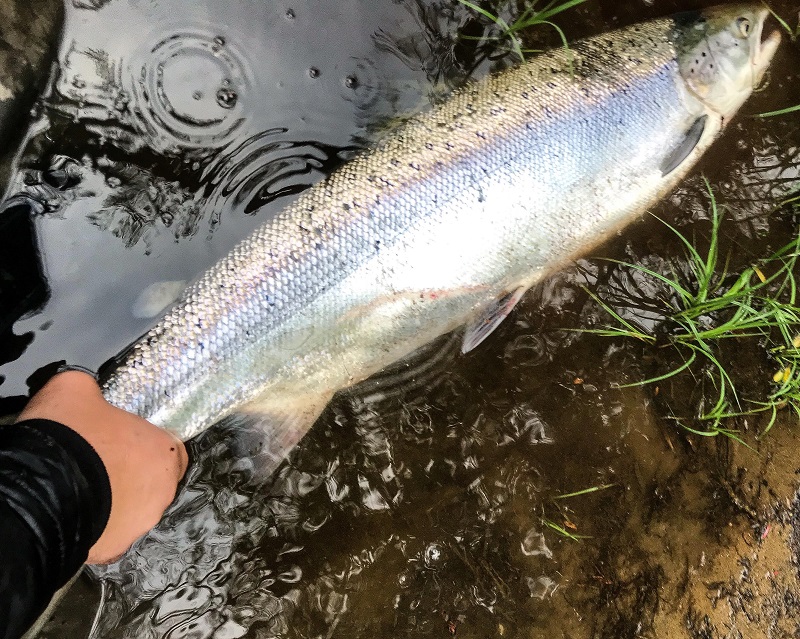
[1,0,799,638]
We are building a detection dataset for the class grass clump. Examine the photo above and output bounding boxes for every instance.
[583,180,800,441]
[455,0,588,62]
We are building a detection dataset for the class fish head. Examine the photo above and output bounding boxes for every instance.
[674,4,781,120]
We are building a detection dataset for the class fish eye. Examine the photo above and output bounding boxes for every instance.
[736,17,751,38]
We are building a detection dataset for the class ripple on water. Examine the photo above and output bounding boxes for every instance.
[199,128,353,217]
[125,29,254,152]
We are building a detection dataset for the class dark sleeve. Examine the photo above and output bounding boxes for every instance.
[0,419,112,639]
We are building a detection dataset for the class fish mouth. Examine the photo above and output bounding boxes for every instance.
[753,8,782,86]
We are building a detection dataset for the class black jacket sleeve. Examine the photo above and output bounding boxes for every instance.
[0,419,111,639]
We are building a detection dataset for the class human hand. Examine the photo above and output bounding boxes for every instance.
[17,371,188,564]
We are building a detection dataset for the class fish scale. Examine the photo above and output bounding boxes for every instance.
[102,6,779,446]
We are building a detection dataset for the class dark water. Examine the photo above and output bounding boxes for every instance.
[1,0,799,638]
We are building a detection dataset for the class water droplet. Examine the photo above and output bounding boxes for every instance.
[216,86,237,109]
[308,67,320,79]
[213,36,225,47]
[285,8,295,19]
[192,90,203,101]
[71,75,86,89]
[344,75,359,89]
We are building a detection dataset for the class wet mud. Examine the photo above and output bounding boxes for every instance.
[0,0,799,638]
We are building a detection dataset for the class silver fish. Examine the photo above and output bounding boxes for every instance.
[102,5,780,459]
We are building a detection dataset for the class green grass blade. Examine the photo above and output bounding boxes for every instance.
[614,349,697,388]
[455,0,503,23]
[601,258,693,305]
[581,286,654,342]
[541,517,591,541]
[762,4,796,39]
[532,0,587,22]
[553,484,615,499]
[757,104,800,118]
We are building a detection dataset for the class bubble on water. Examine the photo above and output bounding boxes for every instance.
[520,529,553,559]
[344,75,359,89]
[216,85,238,109]
[71,75,87,89]
[285,8,295,19]
[308,67,320,79]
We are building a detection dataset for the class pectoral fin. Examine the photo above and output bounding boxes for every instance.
[660,115,707,177]
[462,288,527,354]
